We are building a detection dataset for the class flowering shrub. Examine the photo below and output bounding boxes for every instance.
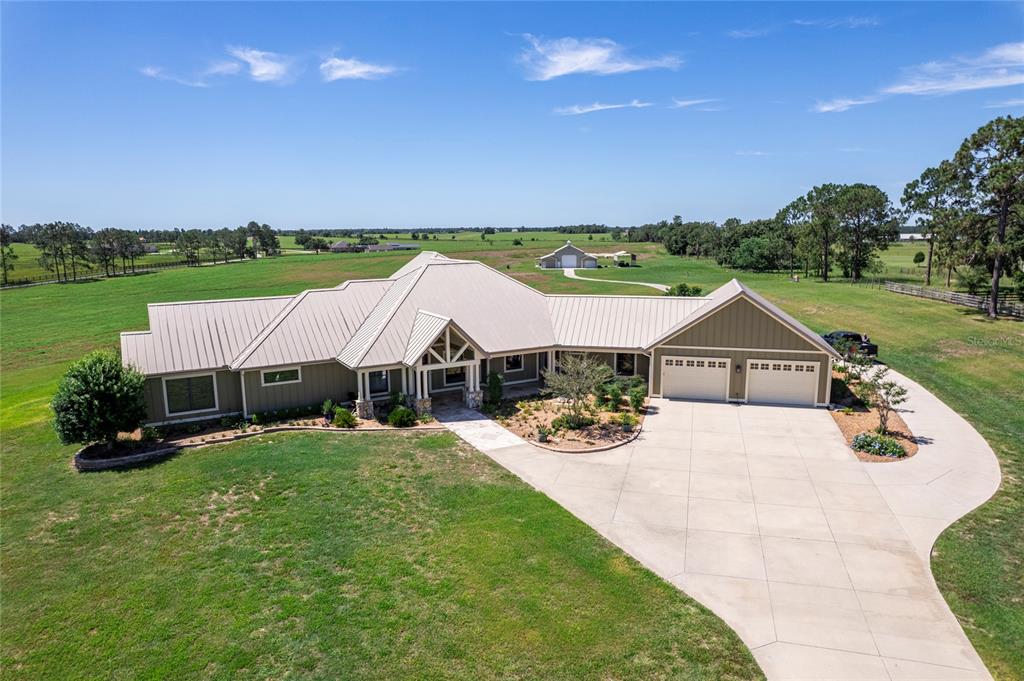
[852,432,905,458]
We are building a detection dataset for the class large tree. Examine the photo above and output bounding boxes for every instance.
[834,183,900,281]
[0,224,17,285]
[952,115,1023,318]
[777,184,843,281]
[901,161,962,286]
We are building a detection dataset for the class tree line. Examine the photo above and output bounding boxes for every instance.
[0,221,281,285]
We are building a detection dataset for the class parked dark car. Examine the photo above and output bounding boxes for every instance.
[823,330,878,357]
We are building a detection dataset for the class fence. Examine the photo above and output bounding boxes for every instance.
[0,256,246,289]
[884,281,1024,320]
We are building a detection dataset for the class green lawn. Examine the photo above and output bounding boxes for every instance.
[2,240,1022,678]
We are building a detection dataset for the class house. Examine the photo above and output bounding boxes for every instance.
[330,241,365,253]
[537,241,598,269]
[121,251,840,425]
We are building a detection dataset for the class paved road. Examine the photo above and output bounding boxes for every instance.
[562,267,669,292]
[436,369,999,680]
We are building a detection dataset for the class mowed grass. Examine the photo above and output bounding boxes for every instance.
[1,429,759,680]
[3,236,1023,678]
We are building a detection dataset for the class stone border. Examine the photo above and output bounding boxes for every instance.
[74,445,180,472]
[73,424,448,471]
[530,422,643,453]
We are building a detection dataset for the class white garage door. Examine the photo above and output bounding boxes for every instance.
[561,254,578,268]
[746,360,819,406]
[661,357,729,401]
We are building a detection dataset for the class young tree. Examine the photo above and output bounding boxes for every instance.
[541,354,614,429]
[835,183,900,281]
[952,115,1024,318]
[51,350,147,449]
[854,365,908,436]
[913,251,926,266]
[0,224,17,285]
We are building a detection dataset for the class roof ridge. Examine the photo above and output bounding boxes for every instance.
[336,266,430,367]
[229,289,315,369]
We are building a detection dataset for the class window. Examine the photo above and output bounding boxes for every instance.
[261,367,301,386]
[504,354,524,372]
[696,360,705,367]
[686,360,695,367]
[164,374,217,415]
[368,370,389,394]
[615,353,635,376]
[445,366,466,385]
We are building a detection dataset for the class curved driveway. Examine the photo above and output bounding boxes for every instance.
[562,267,669,292]
[436,368,1000,680]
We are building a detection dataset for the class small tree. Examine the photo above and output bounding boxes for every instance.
[485,371,504,406]
[913,251,925,266]
[665,283,703,297]
[854,365,908,435]
[51,351,146,449]
[542,354,614,428]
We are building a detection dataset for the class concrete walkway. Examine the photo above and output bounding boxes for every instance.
[436,370,1000,680]
[562,267,669,292]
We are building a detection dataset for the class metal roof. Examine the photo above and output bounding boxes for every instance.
[121,295,292,375]
[548,295,709,349]
[402,310,453,365]
[538,240,589,259]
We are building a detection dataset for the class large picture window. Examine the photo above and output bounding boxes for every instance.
[368,370,390,394]
[261,367,301,386]
[615,353,636,377]
[504,354,524,372]
[164,374,217,415]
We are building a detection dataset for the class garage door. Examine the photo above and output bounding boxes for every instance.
[661,357,729,401]
[746,360,819,406]
[561,254,578,268]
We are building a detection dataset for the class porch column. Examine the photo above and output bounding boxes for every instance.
[356,370,365,401]
[547,350,556,379]
[354,369,374,419]
[401,367,408,396]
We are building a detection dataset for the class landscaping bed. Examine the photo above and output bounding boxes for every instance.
[829,369,918,461]
[489,395,645,452]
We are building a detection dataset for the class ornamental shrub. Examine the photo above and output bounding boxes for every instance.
[628,387,646,412]
[852,432,905,458]
[332,406,357,428]
[485,372,504,406]
[388,405,417,428]
[606,384,623,412]
[51,350,146,447]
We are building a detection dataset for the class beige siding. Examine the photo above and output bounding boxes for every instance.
[661,298,820,352]
[143,370,242,423]
[652,347,830,403]
[243,362,358,414]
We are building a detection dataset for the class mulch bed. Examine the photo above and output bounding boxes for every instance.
[829,369,919,462]
[493,397,645,452]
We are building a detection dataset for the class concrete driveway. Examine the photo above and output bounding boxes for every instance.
[436,370,998,680]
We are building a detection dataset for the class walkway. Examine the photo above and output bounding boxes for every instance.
[435,369,999,680]
[562,267,669,292]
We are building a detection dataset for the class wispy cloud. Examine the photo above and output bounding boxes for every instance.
[882,42,1024,95]
[792,16,879,29]
[735,150,773,156]
[320,56,398,81]
[519,34,680,80]
[727,27,774,39]
[671,97,721,109]
[554,99,653,116]
[139,65,209,88]
[984,97,1024,108]
[813,96,880,113]
[226,46,292,83]
[205,61,241,77]
[814,42,1024,112]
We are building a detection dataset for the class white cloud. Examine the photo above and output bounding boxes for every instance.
[139,66,208,88]
[984,97,1024,108]
[727,27,773,39]
[883,42,1024,95]
[320,56,398,81]
[519,34,680,80]
[735,150,773,156]
[792,16,879,29]
[226,46,292,82]
[554,99,653,116]
[671,97,720,108]
[205,61,241,77]
[813,96,880,113]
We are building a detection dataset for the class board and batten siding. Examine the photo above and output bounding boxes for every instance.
[652,297,830,403]
[483,352,540,383]
[142,370,242,424]
[243,362,359,415]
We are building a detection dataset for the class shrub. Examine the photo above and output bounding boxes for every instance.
[665,283,704,297]
[606,384,623,412]
[628,387,645,412]
[140,426,159,442]
[913,251,926,266]
[251,412,262,425]
[51,350,147,448]
[485,372,504,406]
[958,266,988,295]
[388,390,404,410]
[620,413,637,430]
[321,399,335,416]
[852,432,905,458]
[551,413,595,431]
[332,406,357,428]
[388,405,417,428]
[593,381,610,406]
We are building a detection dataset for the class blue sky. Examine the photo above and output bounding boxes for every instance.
[2,2,1022,230]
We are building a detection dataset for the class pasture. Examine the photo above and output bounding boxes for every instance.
[2,236,1022,678]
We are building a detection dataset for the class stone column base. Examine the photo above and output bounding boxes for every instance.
[355,399,374,419]
[414,398,432,415]
[463,389,483,409]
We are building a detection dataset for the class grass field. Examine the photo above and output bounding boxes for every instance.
[2,236,1022,678]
